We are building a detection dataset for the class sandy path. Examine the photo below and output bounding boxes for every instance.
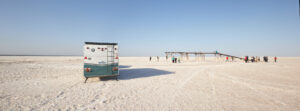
[0,56,300,111]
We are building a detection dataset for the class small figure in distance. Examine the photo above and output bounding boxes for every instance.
[245,56,249,63]
[251,56,255,62]
[172,56,175,63]
[274,56,277,63]
[263,56,268,62]
[178,57,181,63]
[226,56,229,62]
[157,56,159,62]
[150,56,152,61]
[175,57,177,63]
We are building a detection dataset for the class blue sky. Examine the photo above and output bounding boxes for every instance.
[0,0,299,56]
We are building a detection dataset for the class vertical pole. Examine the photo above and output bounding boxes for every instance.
[165,52,167,61]
[215,53,217,61]
[220,55,222,62]
[199,54,202,62]
[180,53,184,62]
[186,53,189,61]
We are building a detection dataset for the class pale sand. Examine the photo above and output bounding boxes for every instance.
[0,56,300,111]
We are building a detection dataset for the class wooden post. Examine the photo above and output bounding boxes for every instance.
[216,54,221,61]
[180,53,184,62]
[200,54,204,61]
[186,53,189,61]
[165,52,168,61]
[215,54,217,61]
[200,54,202,61]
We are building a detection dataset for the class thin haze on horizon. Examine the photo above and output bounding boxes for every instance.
[0,0,299,57]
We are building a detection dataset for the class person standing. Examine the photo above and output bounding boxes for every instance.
[178,57,181,63]
[251,56,255,62]
[226,56,229,62]
[263,56,268,62]
[157,56,159,62]
[175,57,177,63]
[150,56,152,61]
[245,56,248,63]
[172,56,175,63]
[274,56,277,62]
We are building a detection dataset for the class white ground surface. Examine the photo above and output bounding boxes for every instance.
[0,56,300,111]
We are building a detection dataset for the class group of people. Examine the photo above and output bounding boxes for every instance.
[244,56,277,63]
[171,56,180,63]
[151,55,278,63]
[149,56,181,63]
[225,56,235,62]
[149,56,159,62]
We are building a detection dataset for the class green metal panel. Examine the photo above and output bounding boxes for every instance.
[84,63,119,77]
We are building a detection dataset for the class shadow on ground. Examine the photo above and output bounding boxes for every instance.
[100,67,174,81]
[119,65,132,69]
[118,68,174,80]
